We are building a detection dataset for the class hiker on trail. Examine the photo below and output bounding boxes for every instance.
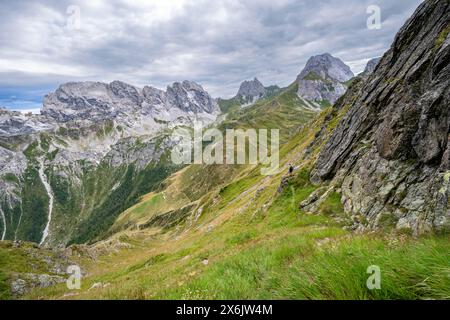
[288,164,294,175]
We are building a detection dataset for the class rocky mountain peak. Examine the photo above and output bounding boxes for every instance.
[166,80,219,114]
[236,77,267,99]
[109,80,143,104]
[42,81,122,122]
[296,53,354,105]
[298,53,354,83]
[217,78,281,112]
[0,108,54,137]
[0,78,221,245]
[142,85,166,106]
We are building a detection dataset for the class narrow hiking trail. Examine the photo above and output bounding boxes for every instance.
[38,159,54,245]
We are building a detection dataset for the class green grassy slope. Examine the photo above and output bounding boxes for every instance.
[220,83,317,141]
[105,83,320,234]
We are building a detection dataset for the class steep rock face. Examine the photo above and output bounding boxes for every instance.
[166,81,219,114]
[297,53,354,105]
[236,78,267,104]
[43,81,119,122]
[42,80,219,125]
[312,0,450,235]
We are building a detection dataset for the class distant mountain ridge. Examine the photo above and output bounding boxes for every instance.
[1,0,448,301]
[1,80,220,138]
[218,53,356,113]
[43,80,219,127]
[217,78,281,113]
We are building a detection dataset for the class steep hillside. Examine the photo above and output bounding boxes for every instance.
[219,82,318,141]
[312,0,450,235]
[107,82,322,235]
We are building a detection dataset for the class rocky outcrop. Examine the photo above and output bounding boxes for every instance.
[297,53,354,105]
[361,57,382,76]
[0,240,75,298]
[312,0,450,235]
[166,81,219,114]
[236,78,268,104]
[10,273,66,297]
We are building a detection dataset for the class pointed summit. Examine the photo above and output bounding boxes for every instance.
[41,80,219,123]
[236,77,267,99]
[298,53,353,83]
[296,53,354,106]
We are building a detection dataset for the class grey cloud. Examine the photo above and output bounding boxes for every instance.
[0,0,423,106]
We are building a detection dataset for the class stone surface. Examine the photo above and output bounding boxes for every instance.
[218,78,281,109]
[312,0,450,235]
[42,80,219,125]
[236,78,267,104]
[0,108,54,137]
[296,53,354,105]
[362,57,382,76]
[10,273,66,297]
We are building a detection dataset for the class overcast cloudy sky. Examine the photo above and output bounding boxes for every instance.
[0,0,423,112]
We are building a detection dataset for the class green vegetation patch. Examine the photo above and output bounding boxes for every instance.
[302,71,323,81]
[318,192,344,216]
[435,25,450,51]
[168,235,450,299]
